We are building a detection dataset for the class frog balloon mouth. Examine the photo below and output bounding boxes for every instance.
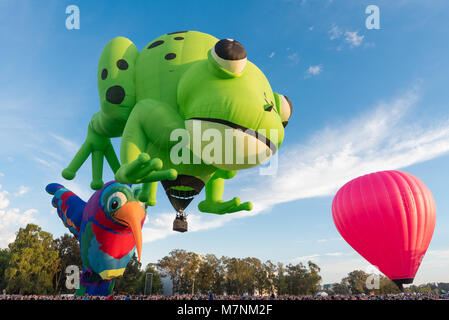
[188,117,277,153]
[185,117,277,170]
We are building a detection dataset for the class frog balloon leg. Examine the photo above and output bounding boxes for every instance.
[62,37,140,190]
[198,169,253,214]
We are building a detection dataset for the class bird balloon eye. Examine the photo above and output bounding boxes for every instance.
[107,192,127,212]
[111,200,119,210]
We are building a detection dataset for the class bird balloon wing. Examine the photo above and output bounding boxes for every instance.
[46,183,86,239]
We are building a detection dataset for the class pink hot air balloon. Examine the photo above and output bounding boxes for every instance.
[332,170,436,290]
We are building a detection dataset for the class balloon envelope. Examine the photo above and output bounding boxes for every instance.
[332,170,436,285]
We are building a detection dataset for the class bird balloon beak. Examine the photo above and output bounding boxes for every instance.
[113,201,146,261]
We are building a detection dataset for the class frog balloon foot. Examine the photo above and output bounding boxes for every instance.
[136,186,157,206]
[90,179,104,190]
[198,198,253,215]
[62,168,76,180]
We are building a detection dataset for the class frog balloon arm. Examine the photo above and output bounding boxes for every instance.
[115,153,176,184]
[114,153,177,206]
[62,113,122,190]
[198,169,253,215]
[115,99,181,203]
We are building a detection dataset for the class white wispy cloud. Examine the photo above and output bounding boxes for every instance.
[293,254,320,261]
[329,25,365,49]
[308,248,448,284]
[31,133,79,170]
[269,52,275,58]
[14,185,30,197]
[49,133,80,154]
[33,156,53,168]
[237,87,449,214]
[405,248,449,284]
[292,251,354,263]
[317,237,342,243]
[307,65,323,76]
[329,25,343,40]
[0,185,10,209]
[62,180,93,202]
[0,185,37,248]
[287,52,300,65]
[320,257,376,283]
[290,251,390,283]
[142,211,237,243]
[425,249,449,260]
[142,86,449,243]
[344,31,364,48]
[0,107,80,170]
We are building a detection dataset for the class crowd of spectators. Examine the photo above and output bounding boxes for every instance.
[1,293,448,301]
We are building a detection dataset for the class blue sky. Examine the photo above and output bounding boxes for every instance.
[1,0,449,285]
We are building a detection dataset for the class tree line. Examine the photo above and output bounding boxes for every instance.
[0,224,447,296]
[157,249,322,296]
[0,224,163,295]
[318,270,449,296]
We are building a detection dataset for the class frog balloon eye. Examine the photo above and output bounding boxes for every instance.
[211,39,247,74]
[107,192,128,213]
[279,95,293,127]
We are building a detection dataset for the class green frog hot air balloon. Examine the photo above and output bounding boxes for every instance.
[62,31,293,232]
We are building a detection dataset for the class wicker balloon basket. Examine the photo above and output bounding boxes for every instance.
[173,215,188,233]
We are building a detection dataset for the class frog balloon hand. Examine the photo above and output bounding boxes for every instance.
[115,153,177,185]
[114,153,177,208]
[62,124,120,190]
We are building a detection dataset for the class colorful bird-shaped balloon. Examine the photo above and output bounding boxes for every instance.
[332,170,436,290]
[46,181,146,296]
